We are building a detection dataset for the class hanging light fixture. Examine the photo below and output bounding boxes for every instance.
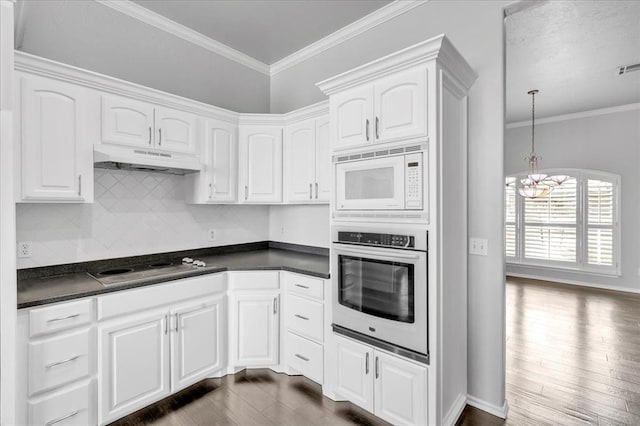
[516,89,568,198]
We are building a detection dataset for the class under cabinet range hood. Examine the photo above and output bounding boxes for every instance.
[93,145,201,175]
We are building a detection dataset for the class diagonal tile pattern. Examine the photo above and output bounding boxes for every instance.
[17,169,270,268]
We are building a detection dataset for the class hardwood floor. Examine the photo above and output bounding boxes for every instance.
[109,369,391,426]
[458,277,640,426]
[112,276,640,425]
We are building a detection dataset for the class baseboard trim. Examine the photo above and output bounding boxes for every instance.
[466,395,508,419]
[507,272,640,294]
[442,393,467,426]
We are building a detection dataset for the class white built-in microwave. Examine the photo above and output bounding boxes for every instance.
[334,144,426,214]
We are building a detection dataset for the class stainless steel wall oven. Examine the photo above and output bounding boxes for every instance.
[331,224,428,363]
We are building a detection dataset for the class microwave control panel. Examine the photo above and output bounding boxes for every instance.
[405,152,423,209]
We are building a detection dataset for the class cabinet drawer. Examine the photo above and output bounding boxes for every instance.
[29,299,93,338]
[229,271,279,290]
[286,332,323,384]
[284,273,324,301]
[29,379,93,426]
[286,294,323,342]
[29,328,91,396]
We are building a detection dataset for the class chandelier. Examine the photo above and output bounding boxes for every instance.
[516,89,569,198]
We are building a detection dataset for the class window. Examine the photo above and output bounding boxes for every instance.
[505,170,620,275]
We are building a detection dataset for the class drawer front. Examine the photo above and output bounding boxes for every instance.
[284,273,324,301]
[29,328,91,396]
[29,299,93,338]
[286,294,323,342]
[286,332,323,384]
[29,379,93,426]
[228,271,279,290]
[97,273,224,321]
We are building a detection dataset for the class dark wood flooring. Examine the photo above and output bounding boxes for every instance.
[112,276,640,425]
[109,369,391,426]
[458,277,640,426]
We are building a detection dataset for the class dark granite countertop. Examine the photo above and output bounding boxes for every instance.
[17,242,330,309]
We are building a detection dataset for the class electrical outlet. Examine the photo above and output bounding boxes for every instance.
[207,229,216,242]
[469,238,488,256]
[17,241,32,258]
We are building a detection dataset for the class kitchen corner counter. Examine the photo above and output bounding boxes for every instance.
[17,243,329,309]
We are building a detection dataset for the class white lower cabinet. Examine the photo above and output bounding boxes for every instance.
[230,293,279,366]
[334,335,428,426]
[99,310,171,423]
[29,379,95,426]
[99,294,224,424]
[171,298,225,391]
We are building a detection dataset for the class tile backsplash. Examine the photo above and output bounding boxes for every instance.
[16,169,270,268]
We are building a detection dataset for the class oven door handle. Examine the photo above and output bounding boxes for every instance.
[335,247,422,261]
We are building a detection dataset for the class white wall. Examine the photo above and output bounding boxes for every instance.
[270,0,509,414]
[17,0,270,113]
[16,169,270,268]
[505,108,640,292]
[268,205,330,248]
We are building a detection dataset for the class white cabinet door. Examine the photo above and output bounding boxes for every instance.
[21,76,92,202]
[374,351,428,426]
[334,336,374,412]
[99,311,170,424]
[155,107,197,154]
[238,126,283,203]
[171,296,224,391]
[205,120,237,202]
[101,95,154,148]
[373,68,427,143]
[314,116,331,202]
[284,119,315,202]
[331,86,373,150]
[231,293,279,366]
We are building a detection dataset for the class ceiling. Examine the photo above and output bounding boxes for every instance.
[506,1,640,123]
[131,0,391,64]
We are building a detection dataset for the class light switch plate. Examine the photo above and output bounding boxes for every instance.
[207,229,217,242]
[469,238,488,256]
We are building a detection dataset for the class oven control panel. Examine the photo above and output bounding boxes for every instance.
[338,232,415,248]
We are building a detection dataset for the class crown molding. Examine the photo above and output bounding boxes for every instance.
[14,50,240,123]
[506,103,640,129]
[94,0,270,76]
[316,34,476,96]
[270,0,426,77]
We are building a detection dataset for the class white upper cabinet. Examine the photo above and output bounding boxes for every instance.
[100,94,197,155]
[284,120,316,202]
[330,67,427,151]
[155,107,197,154]
[20,75,93,202]
[373,68,427,143]
[331,86,373,149]
[101,96,154,148]
[185,119,237,204]
[314,116,331,202]
[283,116,330,204]
[207,120,237,202]
[238,125,283,203]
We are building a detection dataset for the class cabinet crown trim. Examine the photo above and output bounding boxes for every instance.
[316,34,477,95]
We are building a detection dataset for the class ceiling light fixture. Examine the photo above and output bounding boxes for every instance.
[516,89,569,199]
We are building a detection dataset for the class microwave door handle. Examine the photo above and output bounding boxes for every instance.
[335,247,421,261]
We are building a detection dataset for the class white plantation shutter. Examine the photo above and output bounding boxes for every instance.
[523,178,577,263]
[505,177,516,258]
[505,171,619,275]
[587,179,615,266]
